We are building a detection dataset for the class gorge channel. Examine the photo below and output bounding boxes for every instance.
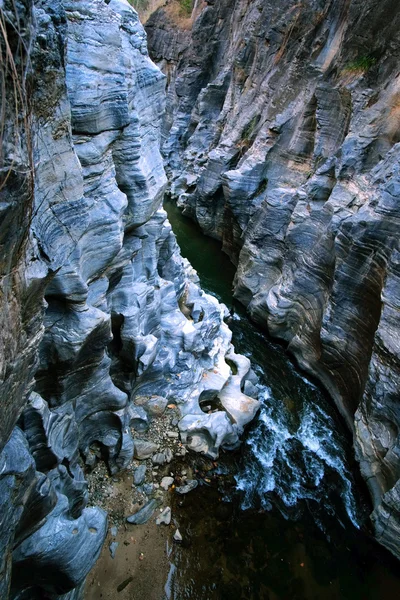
[150,198,400,600]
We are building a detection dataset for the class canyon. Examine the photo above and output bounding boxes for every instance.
[0,0,399,598]
[146,0,400,562]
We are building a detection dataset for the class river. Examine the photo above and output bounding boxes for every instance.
[163,197,400,600]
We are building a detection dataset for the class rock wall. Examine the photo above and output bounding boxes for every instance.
[146,0,400,558]
[0,0,258,597]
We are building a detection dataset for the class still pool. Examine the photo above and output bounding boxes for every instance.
[163,198,400,600]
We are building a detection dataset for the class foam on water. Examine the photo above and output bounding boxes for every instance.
[236,385,362,530]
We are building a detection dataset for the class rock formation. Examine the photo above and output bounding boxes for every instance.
[146,0,400,558]
[0,0,259,597]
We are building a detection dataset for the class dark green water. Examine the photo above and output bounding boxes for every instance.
[164,199,400,600]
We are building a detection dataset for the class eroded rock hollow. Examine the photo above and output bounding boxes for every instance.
[0,0,259,597]
[145,0,400,559]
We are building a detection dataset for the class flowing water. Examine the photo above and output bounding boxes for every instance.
[163,198,400,600]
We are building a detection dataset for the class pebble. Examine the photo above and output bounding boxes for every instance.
[141,483,154,496]
[143,396,168,417]
[134,440,159,460]
[152,453,167,465]
[117,576,133,593]
[161,476,174,491]
[109,541,119,559]
[155,506,171,526]
[110,526,118,537]
[166,431,179,439]
[175,480,198,495]
[173,529,183,542]
[126,499,158,525]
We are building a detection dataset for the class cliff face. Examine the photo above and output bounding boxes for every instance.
[0,1,259,597]
[146,0,400,558]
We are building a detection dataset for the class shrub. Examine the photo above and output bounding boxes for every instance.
[178,0,193,17]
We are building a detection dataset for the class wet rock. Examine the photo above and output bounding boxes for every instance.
[243,380,259,399]
[126,499,158,525]
[179,411,239,459]
[175,480,198,495]
[156,507,171,525]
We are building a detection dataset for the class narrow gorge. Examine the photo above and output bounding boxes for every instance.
[0,0,399,599]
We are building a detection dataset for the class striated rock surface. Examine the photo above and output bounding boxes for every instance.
[146,0,400,558]
[0,0,259,597]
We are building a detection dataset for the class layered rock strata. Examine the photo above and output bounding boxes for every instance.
[0,0,259,597]
[146,0,400,558]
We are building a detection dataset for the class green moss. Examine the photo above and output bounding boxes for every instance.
[343,55,377,73]
[225,358,238,375]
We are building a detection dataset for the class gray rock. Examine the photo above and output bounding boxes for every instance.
[152,452,168,465]
[110,526,118,537]
[167,431,179,439]
[133,465,147,486]
[175,480,198,495]
[135,395,169,417]
[155,507,171,525]
[134,440,159,460]
[12,493,107,595]
[152,448,173,465]
[141,483,154,497]
[161,477,174,491]
[126,499,158,525]
[128,406,149,432]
